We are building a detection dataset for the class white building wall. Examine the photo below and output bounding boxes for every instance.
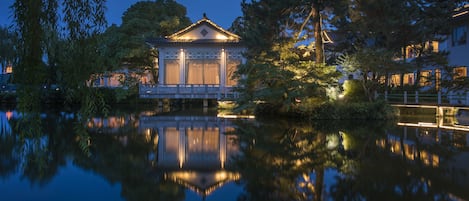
[447,45,469,68]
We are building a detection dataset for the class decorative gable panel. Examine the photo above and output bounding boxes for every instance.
[166,17,240,42]
[173,24,230,40]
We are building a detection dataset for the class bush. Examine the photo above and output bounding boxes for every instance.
[343,80,367,102]
[308,100,397,120]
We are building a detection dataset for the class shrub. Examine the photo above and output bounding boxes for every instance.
[306,100,397,120]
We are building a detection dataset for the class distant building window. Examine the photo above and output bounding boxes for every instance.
[406,46,416,59]
[5,64,12,74]
[390,74,401,87]
[379,76,386,84]
[452,25,467,46]
[453,66,467,79]
[429,41,438,53]
[419,70,432,86]
[403,73,414,85]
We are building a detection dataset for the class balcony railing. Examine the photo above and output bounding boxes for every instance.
[139,84,239,100]
[379,91,469,106]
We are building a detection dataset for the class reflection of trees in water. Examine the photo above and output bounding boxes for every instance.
[3,111,74,186]
[2,108,468,201]
[0,127,18,179]
[0,112,12,137]
[1,107,184,200]
[232,119,346,201]
[0,112,15,178]
[72,130,185,201]
[230,119,466,201]
[329,123,469,201]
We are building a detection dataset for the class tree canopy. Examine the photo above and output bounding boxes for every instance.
[108,0,191,70]
[233,0,345,114]
[0,26,15,73]
[335,0,463,101]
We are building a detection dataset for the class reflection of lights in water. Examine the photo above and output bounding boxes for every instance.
[217,113,255,119]
[377,135,440,167]
[1,111,13,136]
[6,111,12,120]
[165,171,241,197]
[145,129,151,142]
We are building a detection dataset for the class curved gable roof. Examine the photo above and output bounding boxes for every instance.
[166,15,241,42]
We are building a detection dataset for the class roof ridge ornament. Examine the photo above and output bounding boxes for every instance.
[203,13,207,19]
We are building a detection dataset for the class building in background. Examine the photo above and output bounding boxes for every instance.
[141,15,245,100]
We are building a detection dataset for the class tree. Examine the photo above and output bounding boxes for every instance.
[0,26,16,73]
[117,0,191,72]
[233,0,342,114]
[12,0,55,111]
[335,0,462,101]
[293,0,349,64]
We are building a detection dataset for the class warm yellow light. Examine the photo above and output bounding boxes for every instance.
[216,114,255,119]
[6,111,12,120]
[453,11,468,18]
[179,156,184,168]
[145,129,151,142]
[215,34,228,40]
[215,171,228,180]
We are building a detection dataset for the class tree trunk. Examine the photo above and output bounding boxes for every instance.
[312,4,324,64]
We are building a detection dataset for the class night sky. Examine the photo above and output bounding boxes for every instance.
[0,0,243,29]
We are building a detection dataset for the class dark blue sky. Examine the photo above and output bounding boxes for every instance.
[0,0,242,29]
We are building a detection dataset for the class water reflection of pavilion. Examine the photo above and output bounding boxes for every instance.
[140,115,241,197]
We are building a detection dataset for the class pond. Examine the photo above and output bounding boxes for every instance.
[0,106,468,201]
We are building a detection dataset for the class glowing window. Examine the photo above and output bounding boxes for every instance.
[403,73,414,85]
[453,66,467,79]
[186,59,220,85]
[419,70,432,86]
[165,60,180,84]
[390,74,401,87]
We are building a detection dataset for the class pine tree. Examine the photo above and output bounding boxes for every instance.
[234,0,343,113]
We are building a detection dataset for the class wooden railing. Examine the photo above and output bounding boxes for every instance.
[379,91,469,106]
[139,84,239,100]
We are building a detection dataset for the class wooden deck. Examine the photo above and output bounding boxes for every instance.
[139,84,239,100]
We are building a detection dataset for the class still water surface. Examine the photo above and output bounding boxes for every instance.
[0,106,468,201]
